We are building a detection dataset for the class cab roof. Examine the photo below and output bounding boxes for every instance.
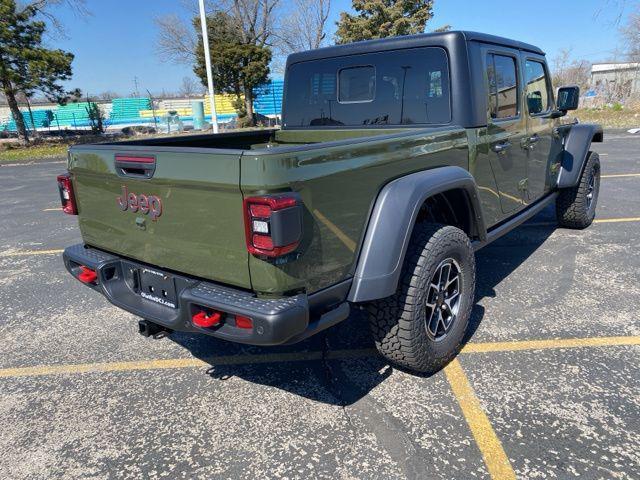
[286,30,545,66]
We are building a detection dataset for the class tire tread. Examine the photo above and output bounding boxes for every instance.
[367,224,475,373]
[557,152,600,229]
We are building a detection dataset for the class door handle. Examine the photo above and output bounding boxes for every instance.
[521,134,540,150]
[492,141,512,153]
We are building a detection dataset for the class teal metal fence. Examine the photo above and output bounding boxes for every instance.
[110,97,152,121]
[1,80,284,132]
[254,79,284,116]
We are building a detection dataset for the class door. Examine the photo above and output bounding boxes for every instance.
[522,57,561,202]
[483,50,528,214]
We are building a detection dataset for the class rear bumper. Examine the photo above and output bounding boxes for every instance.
[62,243,350,345]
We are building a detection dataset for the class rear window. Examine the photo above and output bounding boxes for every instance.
[284,47,451,127]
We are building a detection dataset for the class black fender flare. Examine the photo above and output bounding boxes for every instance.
[557,123,603,188]
[347,166,486,303]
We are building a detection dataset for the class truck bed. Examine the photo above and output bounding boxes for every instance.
[100,128,411,151]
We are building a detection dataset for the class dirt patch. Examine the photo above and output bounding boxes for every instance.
[575,106,640,129]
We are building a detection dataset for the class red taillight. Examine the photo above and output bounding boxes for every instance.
[57,173,77,215]
[249,204,272,218]
[235,315,253,329]
[192,310,222,328]
[252,234,273,250]
[243,194,302,258]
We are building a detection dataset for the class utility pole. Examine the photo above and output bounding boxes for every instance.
[198,0,219,133]
[134,76,139,98]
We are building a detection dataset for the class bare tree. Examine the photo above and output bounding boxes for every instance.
[155,0,280,61]
[275,0,330,54]
[178,76,201,98]
[551,48,591,91]
[155,14,197,64]
[226,0,280,46]
[620,6,640,61]
[593,0,631,26]
[154,0,280,123]
[25,0,90,37]
[97,90,120,101]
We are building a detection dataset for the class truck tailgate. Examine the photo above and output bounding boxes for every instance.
[68,147,250,289]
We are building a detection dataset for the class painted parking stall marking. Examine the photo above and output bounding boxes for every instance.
[1,335,636,379]
[0,248,64,257]
[444,359,516,480]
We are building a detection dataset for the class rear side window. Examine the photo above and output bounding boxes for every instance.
[525,60,551,115]
[486,54,518,119]
[284,47,451,127]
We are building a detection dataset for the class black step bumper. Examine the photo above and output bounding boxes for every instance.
[62,244,350,345]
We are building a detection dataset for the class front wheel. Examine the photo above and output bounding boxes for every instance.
[367,224,475,374]
[556,152,601,229]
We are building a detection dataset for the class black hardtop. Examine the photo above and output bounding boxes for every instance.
[286,30,544,66]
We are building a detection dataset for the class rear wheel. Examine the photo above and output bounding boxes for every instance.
[556,152,601,229]
[367,224,475,373]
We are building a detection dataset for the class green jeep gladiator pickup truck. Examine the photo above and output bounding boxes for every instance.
[60,31,602,373]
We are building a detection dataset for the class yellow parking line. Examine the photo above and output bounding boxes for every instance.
[462,335,640,353]
[0,249,64,257]
[43,207,60,211]
[523,217,640,227]
[1,336,637,380]
[3,337,635,480]
[594,217,640,224]
[444,359,516,479]
[0,349,377,379]
[0,357,207,379]
[313,209,357,252]
[601,173,640,178]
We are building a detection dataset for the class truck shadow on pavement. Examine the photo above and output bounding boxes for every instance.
[169,207,558,406]
[466,206,558,341]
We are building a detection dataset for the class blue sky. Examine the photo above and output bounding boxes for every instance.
[48,0,637,96]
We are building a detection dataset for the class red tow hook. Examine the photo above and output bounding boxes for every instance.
[78,266,98,284]
[192,311,222,328]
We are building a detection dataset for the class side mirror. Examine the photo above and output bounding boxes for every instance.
[556,85,580,112]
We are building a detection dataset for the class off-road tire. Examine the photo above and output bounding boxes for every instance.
[367,224,475,374]
[556,151,601,229]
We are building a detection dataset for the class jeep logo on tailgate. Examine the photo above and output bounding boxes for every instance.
[117,185,162,220]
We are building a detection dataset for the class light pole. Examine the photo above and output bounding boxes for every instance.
[198,0,219,133]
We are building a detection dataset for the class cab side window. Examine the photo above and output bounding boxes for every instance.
[525,60,552,115]
[486,53,518,119]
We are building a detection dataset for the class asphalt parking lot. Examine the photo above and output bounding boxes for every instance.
[0,131,638,480]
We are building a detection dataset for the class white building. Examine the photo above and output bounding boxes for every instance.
[591,62,640,98]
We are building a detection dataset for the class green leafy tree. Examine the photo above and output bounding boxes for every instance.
[84,96,106,134]
[0,0,77,142]
[335,0,435,44]
[193,11,271,126]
